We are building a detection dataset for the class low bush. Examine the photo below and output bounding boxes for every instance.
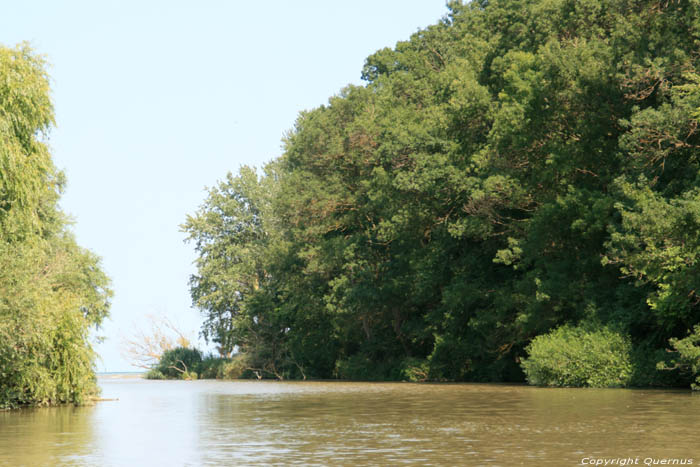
[144,369,165,380]
[155,347,202,379]
[399,358,430,382]
[521,324,633,388]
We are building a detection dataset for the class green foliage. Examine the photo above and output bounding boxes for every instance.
[144,369,165,380]
[220,354,253,379]
[399,358,430,382]
[150,353,244,380]
[182,166,275,356]
[521,325,633,388]
[0,44,56,242]
[0,44,111,408]
[155,347,202,380]
[629,341,689,388]
[333,356,430,382]
[335,355,400,381]
[185,0,700,388]
[605,180,700,336]
[198,355,230,379]
[182,371,198,381]
[658,326,700,390]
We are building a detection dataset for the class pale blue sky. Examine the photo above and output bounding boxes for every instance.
[1,1,449,371]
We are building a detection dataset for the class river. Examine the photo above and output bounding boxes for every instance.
[0,376,698,466]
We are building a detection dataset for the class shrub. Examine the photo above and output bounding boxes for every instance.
[399,358,430,382]
[521,325,633,388]
[144,369,165,380]
[155,347,202,379]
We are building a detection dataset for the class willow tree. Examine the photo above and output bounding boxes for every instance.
[0,44,112,408]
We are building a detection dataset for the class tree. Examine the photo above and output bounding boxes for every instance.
[121,314,193,369]
[185,0,700,387]
[0,44,112,407]
[182,166,275,357]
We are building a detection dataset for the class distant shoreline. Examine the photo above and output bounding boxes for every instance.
[97,372,144,379]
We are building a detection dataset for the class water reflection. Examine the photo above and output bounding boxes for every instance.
[0,378,699,465]
[0,405,95,466]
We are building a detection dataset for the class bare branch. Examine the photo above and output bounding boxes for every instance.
[121,313,194,369]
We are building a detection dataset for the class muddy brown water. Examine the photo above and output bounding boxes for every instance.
[1,376,698,466]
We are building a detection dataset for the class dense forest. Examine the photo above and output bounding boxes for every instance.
[182,0,700,388]
[0,45,112,407]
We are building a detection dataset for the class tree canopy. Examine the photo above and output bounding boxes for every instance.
[184,0,700,386]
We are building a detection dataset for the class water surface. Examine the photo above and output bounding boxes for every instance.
[1,377,699,465]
